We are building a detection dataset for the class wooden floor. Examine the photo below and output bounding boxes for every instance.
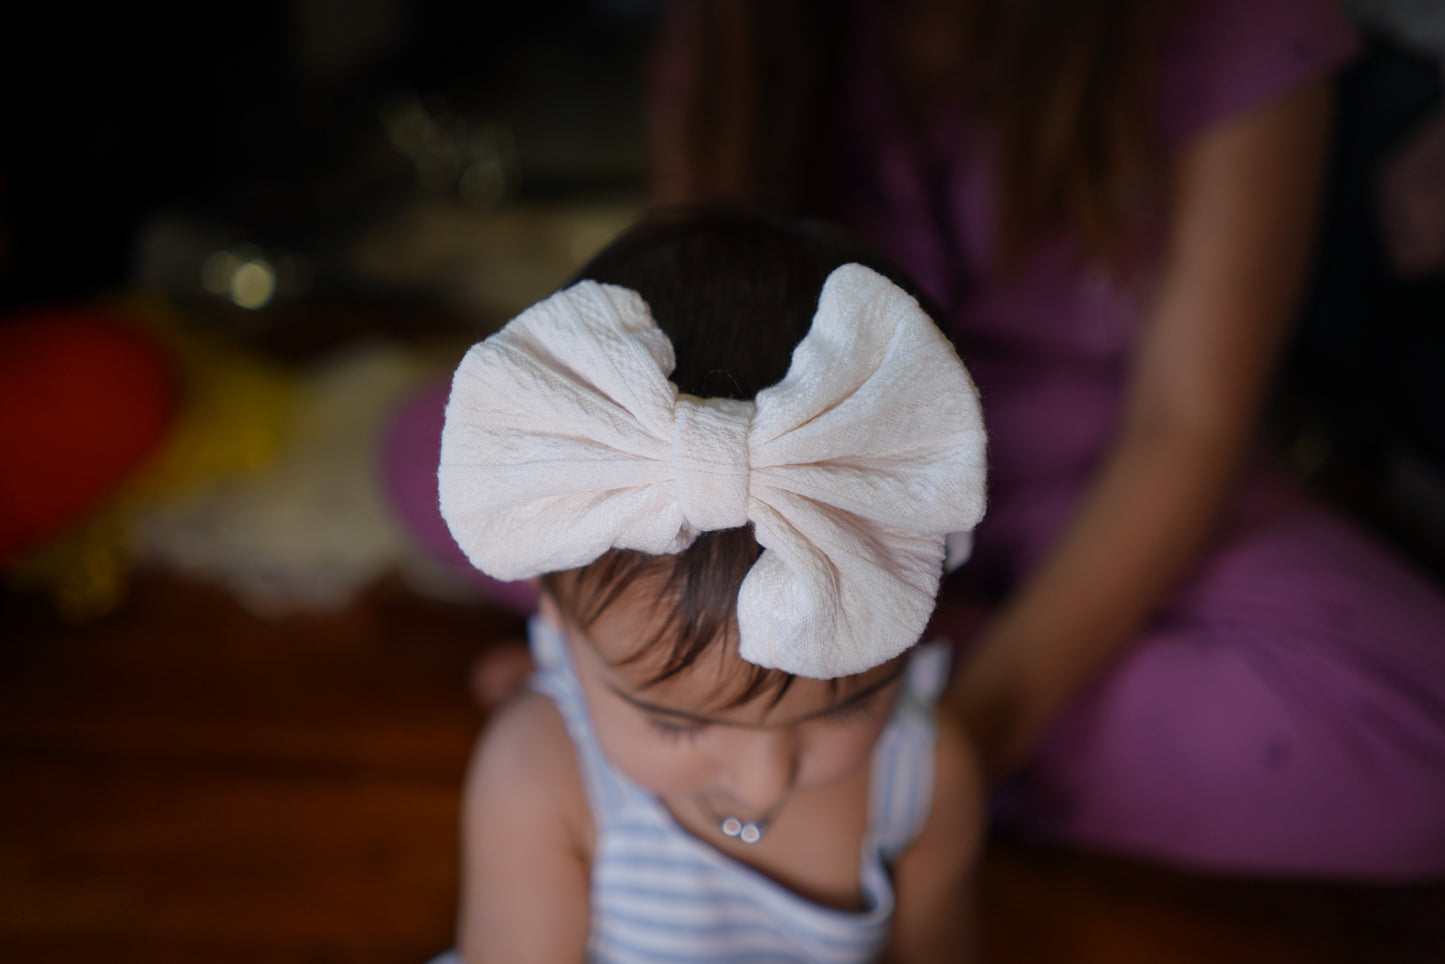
[2,572,1442,963]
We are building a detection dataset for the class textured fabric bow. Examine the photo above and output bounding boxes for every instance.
[438,263,986,678]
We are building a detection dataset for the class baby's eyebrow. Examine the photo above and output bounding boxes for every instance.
[606,662,908,729]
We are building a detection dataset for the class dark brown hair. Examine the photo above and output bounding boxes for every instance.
[540,205,936,704]
[650,0,1182,276]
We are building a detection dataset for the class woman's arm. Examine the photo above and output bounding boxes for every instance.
[884,709,985,962]
[952,79,1337,779]
[458,692,592,963]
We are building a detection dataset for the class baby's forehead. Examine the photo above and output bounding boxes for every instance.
[604,634,902,728]
[619,642,822,717]
[565,563,900,722]
[580,591,789,712]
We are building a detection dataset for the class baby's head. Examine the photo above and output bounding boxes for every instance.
[548,206,925,687]
[439,205,986,834]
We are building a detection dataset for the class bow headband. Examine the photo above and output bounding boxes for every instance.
[438,263,986,678]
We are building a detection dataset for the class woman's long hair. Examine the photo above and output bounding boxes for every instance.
[651,0,1181,275]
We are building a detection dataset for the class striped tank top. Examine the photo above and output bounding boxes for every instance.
[527,615,950,964]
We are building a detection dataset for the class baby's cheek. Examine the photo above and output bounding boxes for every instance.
[595,721,715,797]
[798,724,885,789]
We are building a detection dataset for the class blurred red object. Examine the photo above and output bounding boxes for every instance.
[0,309,174,563]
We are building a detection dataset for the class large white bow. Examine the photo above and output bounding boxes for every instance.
[438,263,986,678]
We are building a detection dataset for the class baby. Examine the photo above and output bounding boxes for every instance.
[438,207,987,962]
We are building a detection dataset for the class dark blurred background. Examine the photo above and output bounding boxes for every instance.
[0,0,663,619]
[3,1,1443,574]
[1,2,1443,962]
[1,0,657,316]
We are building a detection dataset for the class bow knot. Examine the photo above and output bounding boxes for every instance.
[672,395,754,533]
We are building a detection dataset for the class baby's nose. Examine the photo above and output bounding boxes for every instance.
[722,728,799,814]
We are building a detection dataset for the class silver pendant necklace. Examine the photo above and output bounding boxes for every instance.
[719,814,768,844]
[699,794,789,845]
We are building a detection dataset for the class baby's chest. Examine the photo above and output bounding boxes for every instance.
[654,773,875,911]
[586,803,887,964]
[734,788,873,910]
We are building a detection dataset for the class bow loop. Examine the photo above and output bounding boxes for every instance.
[671,395,754,533]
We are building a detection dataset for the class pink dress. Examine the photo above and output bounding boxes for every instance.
[842,0,1445,879]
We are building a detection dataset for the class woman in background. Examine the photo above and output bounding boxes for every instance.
[649,0,1445,880]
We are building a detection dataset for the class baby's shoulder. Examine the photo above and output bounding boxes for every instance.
[880,703,984,957]
[924,704,986,851]
[463,689,595,859]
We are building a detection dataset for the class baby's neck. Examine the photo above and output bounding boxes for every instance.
[660,762,875,912]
